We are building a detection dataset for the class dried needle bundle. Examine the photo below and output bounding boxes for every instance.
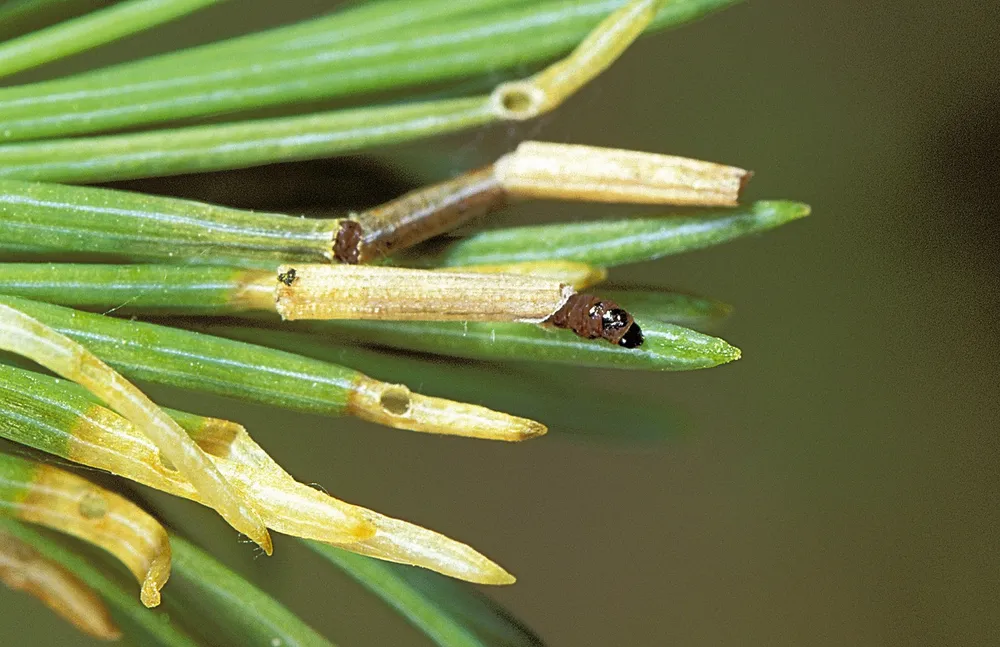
[0,364,515,584]
[0,303,272,555]
[0,453,170,607]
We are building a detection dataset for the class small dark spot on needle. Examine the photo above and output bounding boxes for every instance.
[277,268,298,286]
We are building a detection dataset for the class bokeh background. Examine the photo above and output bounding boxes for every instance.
[0,0,997,645]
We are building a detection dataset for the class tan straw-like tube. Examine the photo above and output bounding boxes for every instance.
[495,141,750,206]
[272,264,573,323]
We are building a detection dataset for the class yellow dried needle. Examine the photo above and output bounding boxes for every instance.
[494,141,750,206]
[0,530,121,640]
[272,264,573,323]
[0,303,273,555]
[443,261,608,290]
[64,400,513,582]
[67,408,375,544]
[329,509,515,585]
[9,464,171,608]
[491,0,666,120]
[347,376,546,442]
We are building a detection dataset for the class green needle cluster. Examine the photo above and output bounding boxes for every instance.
[0,1,811,646]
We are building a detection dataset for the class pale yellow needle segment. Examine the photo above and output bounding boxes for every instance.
[68,407,375,544]
[347,377,546,442]
[271,264,573,323]
[0,303,272,555]
[0,530,122,639]
[494,141,750,206]
[491,0,666,120]
[328,508,515,585]
[9,465,171,608]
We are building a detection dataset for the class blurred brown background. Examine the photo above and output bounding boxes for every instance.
[0,0,997,645]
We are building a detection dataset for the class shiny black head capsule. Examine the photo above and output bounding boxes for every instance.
[601,308,632,333]
[617,322,644,349]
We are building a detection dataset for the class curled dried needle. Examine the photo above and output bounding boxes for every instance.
[109,416,514,582]
[0,529,121,640]
[0,365,514,583]
[0,303,272,555]
[0,454,170,607]
[64,404,375,545]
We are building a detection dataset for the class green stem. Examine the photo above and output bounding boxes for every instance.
[93,0,538,67]
[0,264,253,313]
[0,179,339,264]
[0,362,219,459]
[169,535,335,647]
[0,0,742,142]
[194,325,682,442]
[0,0,229,80]
[297,318,741,371]
[0,295,358,417]
[306,542,488,647]
[0,97,494,183]
[411,201,812,268]
[0,519,199,647]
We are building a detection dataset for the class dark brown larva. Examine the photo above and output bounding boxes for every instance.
[331,167,507,264]
[545,294,644,348]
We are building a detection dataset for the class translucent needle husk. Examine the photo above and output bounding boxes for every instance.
[0,364,515,582]
[81,412,517,583]
[0,455,170,608]
[268,264,644,349]
[0,303,272,555]
[0,529,121,640]
[66,403,375,545]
